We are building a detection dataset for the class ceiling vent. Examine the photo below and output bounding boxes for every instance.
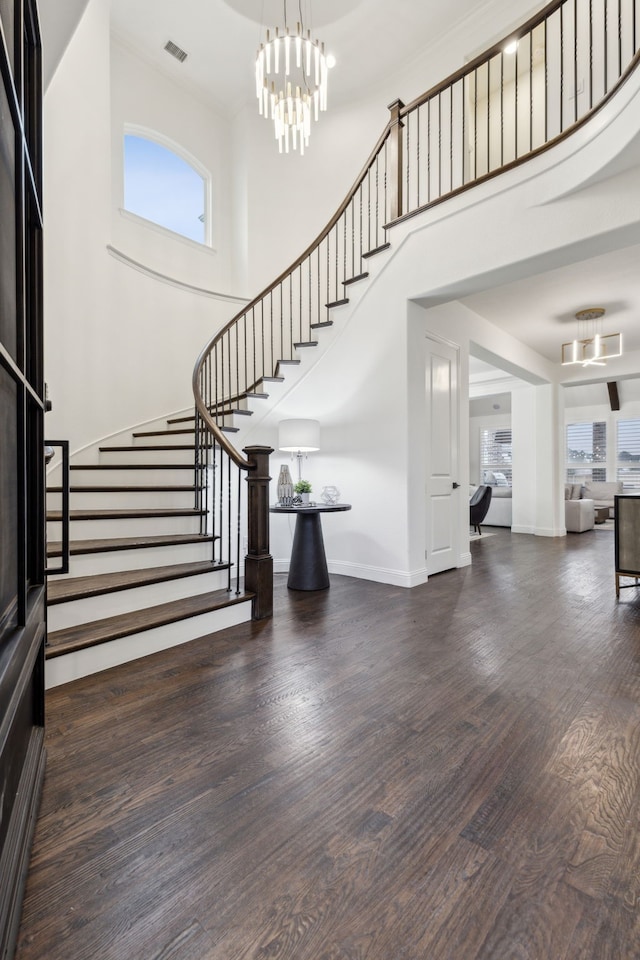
[164,40,188,63]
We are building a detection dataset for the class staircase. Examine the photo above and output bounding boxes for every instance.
[45,416,255,688]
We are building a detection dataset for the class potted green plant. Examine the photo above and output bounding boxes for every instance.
[294,479,312,505]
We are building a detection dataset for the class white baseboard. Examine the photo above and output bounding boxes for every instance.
[328,560,429,588]
[275,557,429,588]
[511,525,566,537]
[459,551,472,567]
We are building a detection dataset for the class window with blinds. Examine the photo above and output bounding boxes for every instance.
[566,421,606,482]
[617,419,640,490]
[480,427,512,484]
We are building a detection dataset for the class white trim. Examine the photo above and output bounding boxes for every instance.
[328,560,430,588]
[458,551,472,567]
[274,558,430,588]
[118,207,217,254]
[107,244,249,304]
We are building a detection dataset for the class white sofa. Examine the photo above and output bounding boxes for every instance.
[484,486,512,526]
[481,471,512,527]
[564,480,623,532]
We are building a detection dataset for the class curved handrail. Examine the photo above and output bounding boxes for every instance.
[192,116,396,469]
[194,0,640,472]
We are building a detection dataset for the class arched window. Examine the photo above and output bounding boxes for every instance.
[123,131,210,245]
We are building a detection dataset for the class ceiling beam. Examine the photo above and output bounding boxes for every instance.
[607,381,620,411]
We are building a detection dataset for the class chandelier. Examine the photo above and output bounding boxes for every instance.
[255,3,330,155]
[561,308,623,367]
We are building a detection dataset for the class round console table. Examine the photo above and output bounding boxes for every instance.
[269,503,352,591]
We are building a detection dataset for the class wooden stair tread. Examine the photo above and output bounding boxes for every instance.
[343,271,369,285]
[326,298,349,308]
[70,463,195,471]
[47,507,206,521]
[47,560,229,604]
[47,485,200,493]
[293,341,318,348]
[261,376,285,382]
[132,428,195,438]
[311,321,333,329]
[99,445,195,452]
[47,533,215,558]
[46,589,254,658]
[362,242,391,258]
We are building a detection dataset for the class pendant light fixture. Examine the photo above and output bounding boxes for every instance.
[561,308,623,367]
[256,2,332,155]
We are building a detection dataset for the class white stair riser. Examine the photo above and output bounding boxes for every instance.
[99,449,195,465]
[47,540,218,578]
[48,569,231,631]
[45,600,252,688]
[69,468,197,485]
[47,514,203,540]
[47,489,198,510]
[133,433,195,446]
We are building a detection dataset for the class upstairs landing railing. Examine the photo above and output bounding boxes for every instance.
[193,0,640,619]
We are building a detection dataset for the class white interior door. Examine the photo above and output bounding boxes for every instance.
[425,336,460,575]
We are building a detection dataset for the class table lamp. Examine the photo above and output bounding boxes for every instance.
[278,419,320,481]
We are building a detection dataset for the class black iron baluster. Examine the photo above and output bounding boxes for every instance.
[406,109,411,210]
[289,273,293,357]
[375,153,380,246]
[427,97,432,199]
[618,0,623,78]
[437,91,442,198]
[500,52,505,167]
[589,0,594,108]
[473,70,478,181]
[226,449,232,591]
[449,86,454,189]
[486,61,490,175]
[515,38,519,157]
[574,0,579,123]
[236,464,241,595]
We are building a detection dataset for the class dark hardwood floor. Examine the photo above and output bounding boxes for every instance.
[16,528,640,959]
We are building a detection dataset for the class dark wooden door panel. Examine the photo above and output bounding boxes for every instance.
[0,76,17,362]
[0,0,45,956]
[0,368,18,638]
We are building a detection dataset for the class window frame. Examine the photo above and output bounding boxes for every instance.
[565,420,607,483]
[480,426,513,486]
[122,124,213,248]
[616,418,640,491]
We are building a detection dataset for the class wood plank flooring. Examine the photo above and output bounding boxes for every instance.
[16,528,640,959]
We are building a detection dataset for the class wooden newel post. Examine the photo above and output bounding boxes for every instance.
[243,445,273,620]
[387,98,405,222]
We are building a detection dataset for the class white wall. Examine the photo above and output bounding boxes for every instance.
[44,2,243,456]
[109,39,234,292]
[44,0,112,452]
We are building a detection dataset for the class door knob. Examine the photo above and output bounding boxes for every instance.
[452,482,460,489]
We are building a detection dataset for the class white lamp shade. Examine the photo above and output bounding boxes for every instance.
[278,419,320,452]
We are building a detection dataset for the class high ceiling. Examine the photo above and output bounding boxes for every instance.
[39,0,640,386]
[463,242,640,367]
